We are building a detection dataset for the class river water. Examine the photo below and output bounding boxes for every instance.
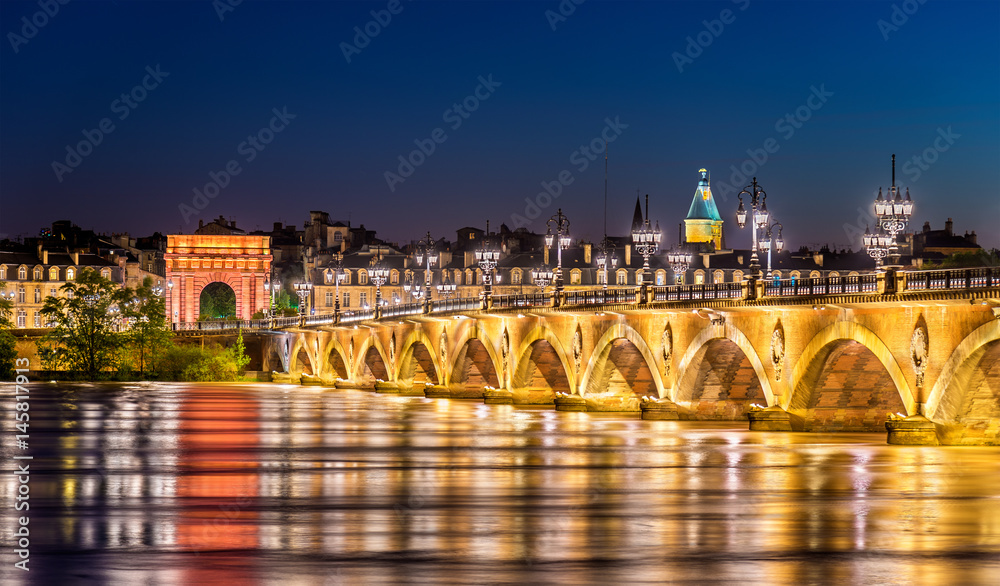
[2,383,999,585]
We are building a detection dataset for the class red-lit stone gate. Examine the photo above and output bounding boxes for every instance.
[164,234,272,323]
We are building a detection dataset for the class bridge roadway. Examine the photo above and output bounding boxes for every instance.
[181,267,1000,445]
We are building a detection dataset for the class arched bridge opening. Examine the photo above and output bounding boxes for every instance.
[676,338,765,420]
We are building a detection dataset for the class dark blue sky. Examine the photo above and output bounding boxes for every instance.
[1,0,998,250]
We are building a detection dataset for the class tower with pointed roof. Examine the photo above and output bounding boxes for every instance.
[684,168,724,250]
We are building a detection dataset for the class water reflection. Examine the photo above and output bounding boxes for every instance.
[2,383,999,585]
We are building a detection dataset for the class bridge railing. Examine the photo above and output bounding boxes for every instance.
[382,302,426,318]
[902,267,1000,291]
[431,297,481,313]
[563,287,635,306]
[302,313,336,326]
[340,309,375,324]
[651,282,743,301]
[492,293,548,309]
[762,274,878,297]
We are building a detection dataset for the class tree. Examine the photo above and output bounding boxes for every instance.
[124,276,169,376]
[40,268,127,379]
[0,284,15,380]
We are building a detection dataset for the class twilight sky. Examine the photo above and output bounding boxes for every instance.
[1,0,998,251]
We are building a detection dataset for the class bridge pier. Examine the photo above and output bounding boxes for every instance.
[885,414,938,445]
[747,405,793,431]
[554,394,587,411]
[640,397,679,420]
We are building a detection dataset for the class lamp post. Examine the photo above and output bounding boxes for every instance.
[331,254,344,320]
[413,232,438,312]
[436,271,457,299]
[544,209,571,294]
[531,265,553,292]
[595,238,618,289]
[293,281,312,316]
[736,177,770,278]
[269,279,282,315]
[631,194,662,297]
[863,225,893,269]
[475,226,501,308]
[667,248,692,284]
[759,221,784,277]
[370,253,390,319]
[871,154,914,268]
[167,279,174,323]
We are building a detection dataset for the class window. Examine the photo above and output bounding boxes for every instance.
[343,292,350,308]
[597,270,606,285]
[455,270,463,285]
[656,270,667,286]
[17,310,25,328]
[34,288,40,303]
[570,269,581,285]
[66,268,75,280]
[101,268,111,280]
[334,232,343,242]
[18,286,25,303]
[324,270,333,284]
[358,270,368,285]
[390,270,399,285]
[359,292,368,308]
[34,312,40,327]
[616,269,627,286]
[809,271,821,279]
[325,291,333,307]
[66,289,74,299]
[694,270,705,284]
[49,267,59,280]
[465,269,473,285]
[733,270,744,282]
[18,266,26,280]
[342,270,351,285]
[512,269,522,285]
[828,271,840,278]
[772,270,781,284]
[714,270,724,284]
[49,287,57,298]
[0,266,5,280]
[33,267,41,280]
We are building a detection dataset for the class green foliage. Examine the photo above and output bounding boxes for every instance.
[0,330,15,380]
[157,333,250,382]
[125,277,169,375]
[251,310,265,320]
[199,282,236,320]
[40,268,128,379]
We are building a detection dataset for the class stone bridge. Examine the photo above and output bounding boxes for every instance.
[230,268,1000,446]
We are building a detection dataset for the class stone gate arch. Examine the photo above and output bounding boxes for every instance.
[397,329,443,386]
[165,234,272,324]
[511,325,575,397]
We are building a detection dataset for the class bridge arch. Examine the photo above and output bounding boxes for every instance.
[289,335,316,377]
[924,319,1000,444]
[319,337,351,380]
[788,320,915,429]
[674,320,773,418]
[449,327,502,394]
[353,334,391,383]
[397,330,442,386]
[512,325,575,397]
[578,323,664,399]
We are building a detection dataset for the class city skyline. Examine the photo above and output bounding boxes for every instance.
[1,0,998,250]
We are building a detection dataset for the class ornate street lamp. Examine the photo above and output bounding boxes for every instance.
[413,232,438,311]
[544,209,571,293]
[167,279,174,321]
[293,281,313,316]
[370,253,390,319]
[871,154,914,267]
[667,247,692,284]
[403,272,422,300]
[863,225,894,269]
[595,238,618,289]
[531,265,554,291]
[736,177,769,277]
[330,253,344,318]
[436,271,457,299]
[475,226,501,306]
[631,194,662,289]
[759,221,784,277]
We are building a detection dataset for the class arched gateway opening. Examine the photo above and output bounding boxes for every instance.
[199,282,236,320]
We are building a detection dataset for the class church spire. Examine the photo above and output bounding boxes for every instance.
[631,191,644,231]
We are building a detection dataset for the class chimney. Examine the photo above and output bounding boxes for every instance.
[968,231,977,245]
[231,219,237,229]
[42,250,48,265]
[71,251,79,265]
[199,219,204,229]
[922,221,930,233]
[583,242,592,264]
[625,244,632,267]
[945,218,953,236]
